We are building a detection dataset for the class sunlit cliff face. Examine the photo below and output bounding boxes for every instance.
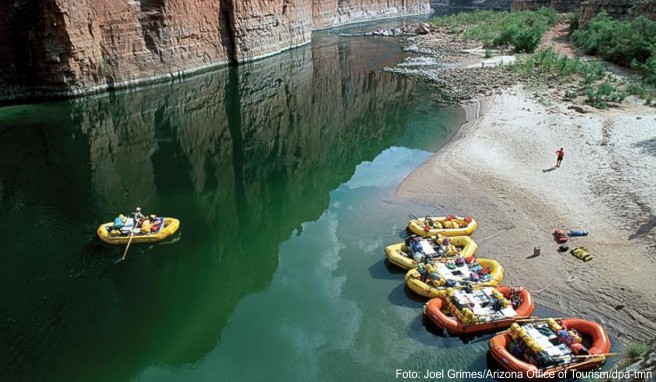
[0,0,430,101]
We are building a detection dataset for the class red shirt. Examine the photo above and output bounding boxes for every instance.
[556,149,564,159]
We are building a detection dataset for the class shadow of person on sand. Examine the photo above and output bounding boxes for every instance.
[542,167,557,173]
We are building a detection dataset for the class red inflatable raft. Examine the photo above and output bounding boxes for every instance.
[424,286,535,335]
[489,318,611,380]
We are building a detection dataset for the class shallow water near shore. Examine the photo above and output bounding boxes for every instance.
[0,18,618,382]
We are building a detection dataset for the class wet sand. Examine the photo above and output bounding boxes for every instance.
[398,87,656,342]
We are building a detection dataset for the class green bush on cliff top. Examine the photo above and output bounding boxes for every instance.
[571,12,656,84]
[430,8,560,53]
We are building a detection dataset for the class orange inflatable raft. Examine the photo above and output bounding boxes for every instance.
[424,286,534,335]
[489,318,611,380]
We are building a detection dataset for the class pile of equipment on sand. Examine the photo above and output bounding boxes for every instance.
[380,214,612,381]
[553,228,594,262]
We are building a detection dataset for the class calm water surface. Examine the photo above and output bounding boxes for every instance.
[0,19,615,382]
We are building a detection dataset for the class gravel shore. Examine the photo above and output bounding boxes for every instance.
[393,23,656,342]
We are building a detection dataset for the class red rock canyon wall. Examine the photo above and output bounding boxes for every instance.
[0,0,430,102]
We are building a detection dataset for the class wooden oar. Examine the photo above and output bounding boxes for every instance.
[116,231,135,263]
[553,353,616,359]
[580,353,616,358]
[429,256,462,264]
[483,315,535,320]
[407,213,419,220]
[407,213,421,223]
[515,317,564,323]
[560,357,605,373]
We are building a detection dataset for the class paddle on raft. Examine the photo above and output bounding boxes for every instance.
[515,317,564,323]
[560,356,606,373]
[116,231,135,263]
[407,213,421,223]
[552,353,617,359]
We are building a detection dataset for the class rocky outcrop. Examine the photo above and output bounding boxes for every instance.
[579,0,656,25]
[511,0,582,12]
[1,0,231,97]
[437,0,656,16]
[431,0,513,9]
[511,0,656,20]
[0,0,429,103]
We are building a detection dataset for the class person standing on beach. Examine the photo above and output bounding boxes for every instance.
[555,148,564,168]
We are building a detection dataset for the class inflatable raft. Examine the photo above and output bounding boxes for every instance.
[424,286,534,334]
[489,318,611,381]
[408,215,478,237]
[97,217,180,244]
[385,235,478,270]
[404,257,504,299]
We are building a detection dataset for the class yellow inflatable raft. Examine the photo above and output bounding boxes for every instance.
[408,215,478,237]
[97,218,180,244]
[385,236,478,270]
[404,258,504,299]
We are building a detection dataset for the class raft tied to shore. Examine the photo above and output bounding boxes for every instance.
[408,214,478,237]
[404,257,504,299]
[424,286,534,334]
[489,318,611,380]
[385,235,478,270]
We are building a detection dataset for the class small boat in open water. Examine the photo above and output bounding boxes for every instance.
[489,318,611,380]
[424,286,534,334]
[97,217,180,244]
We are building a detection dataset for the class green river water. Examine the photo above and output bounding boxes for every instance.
[0,18,610,382]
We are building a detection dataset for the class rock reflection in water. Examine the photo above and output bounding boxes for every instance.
[0,35,416,381]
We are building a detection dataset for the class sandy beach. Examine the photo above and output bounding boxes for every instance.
[398,87,656,343]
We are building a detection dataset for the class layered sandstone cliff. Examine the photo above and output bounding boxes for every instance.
[0,0,429,102]
[511,0,581,12]
[431,0,512,10]
[579,0,656,24]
